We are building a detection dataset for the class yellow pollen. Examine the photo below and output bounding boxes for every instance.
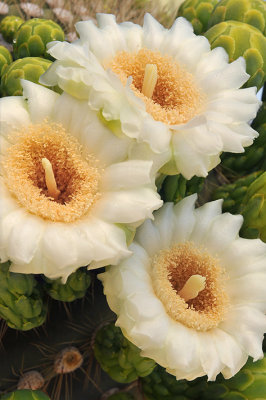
[142,63,158,98]
[178,274,206,302]
[41,157,60,200]
[2,122,102,223]
[107,48,206,125]
[151,242,229,331]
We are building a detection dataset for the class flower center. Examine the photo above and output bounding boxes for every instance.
[2,122,101,223]
[151,242,229,331]
[107,48,205,125]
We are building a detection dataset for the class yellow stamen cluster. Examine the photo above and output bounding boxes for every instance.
[2,122,102,223]
[152,242,229,331]
[107,48,205,125]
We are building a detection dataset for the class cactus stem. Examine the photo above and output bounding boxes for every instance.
[41,157,61,201]
[141,63,158,98]
[178,275,206,302]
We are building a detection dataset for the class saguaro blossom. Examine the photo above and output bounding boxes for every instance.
[100,195,266,380]
[41,14,260,178]
[0,81,162,282]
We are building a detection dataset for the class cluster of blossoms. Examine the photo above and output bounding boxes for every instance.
[1,11,266,388]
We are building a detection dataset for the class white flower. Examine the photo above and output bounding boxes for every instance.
[0,81,162,282]
[0,2,9,15]
[20,3,44,17]
[52,8,74,25]
[40,13,261,179]
[99,195,266,381]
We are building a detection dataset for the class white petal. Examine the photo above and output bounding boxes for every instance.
[143,13,166,50]
[0,97,30,137]
[135,219,163,257]
[172,195,197,242]
[21,80,59,123]
[227,273,266,310]
[223,238,266,278]
[93,188,162,224]
[213,329,247,376]
[42,224,80,268]
[7,214,44,264]
[190,200,223,244]
[101,160,154,191]
[198,332,222,380]
[53,92,130,165]
[201,213,243,255]
[199,57,249,95]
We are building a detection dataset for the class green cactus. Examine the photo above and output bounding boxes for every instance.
[43,268,91,302]
[202,355,266,400]
[221,102,266,174]
[0,45,12,77]
[0,390,51,400]
[0,15,24,43]
[160,174,204,203]
[107,394,134,400]
[0,57,53,97]
[212,171,263,213]
[0,262,47,331]
[141,365,207,400]
[205,20,266,89]
[178,0,219,34]
[13,18,65,60]
[208,0,266,35]
[240,171,266,241]
[94,323,156,383]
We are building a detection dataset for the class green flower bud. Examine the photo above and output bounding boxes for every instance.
[202,355,266,400]
[141,365,207,400]
[208,0,266,35]
[205,20,266,89]
[13,18,65,60]
[240,171,266,241]
[221,102,266,174]
[0,57,53,97]
[0,45,12,77]
[94,323,156,383]
[178,0,219,34]
[0,262,47,331]
[212,171,263,213]
[0,15,24,43]
[0,390,51,400]
[43,268,91,302]
[160,174,204,203]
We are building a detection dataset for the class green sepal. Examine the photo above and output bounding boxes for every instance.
[160,174,204,203]
[98,110,124,138]
[115,224,136,246]
[0,45,12,77]
[0,57,57,97]
[208,0,266,35]
[0,262,47,331]
[178,0,219,34]
[13,18,65,60]
[205,20,266,89]
[212,171,263,214]
[0,390,51,400]
[94,323,156,383]
[0,15,24,43]
[43,267,91,302]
